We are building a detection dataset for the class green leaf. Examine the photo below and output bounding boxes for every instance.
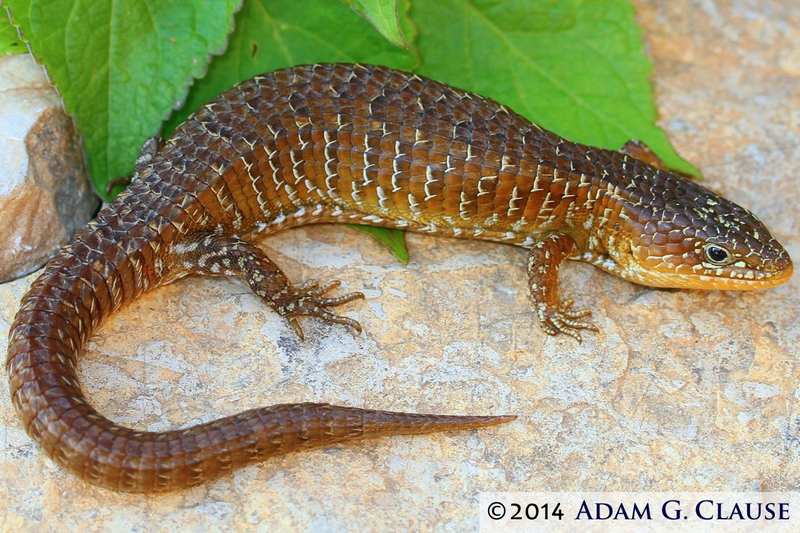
[5,0,242,198]
[350,225,410,265]
[411,0,698,176]
[163,0,418,135]
[0,6,25,55]
[342,0,407,49]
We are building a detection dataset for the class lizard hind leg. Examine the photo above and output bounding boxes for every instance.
[171,232,365,340]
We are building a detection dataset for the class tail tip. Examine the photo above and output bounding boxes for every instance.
[485,414,517,425]
[455,413,516,428]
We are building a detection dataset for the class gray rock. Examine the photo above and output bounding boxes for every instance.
[0,53,98,283]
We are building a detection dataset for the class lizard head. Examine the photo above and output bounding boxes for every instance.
[600,175,792,290]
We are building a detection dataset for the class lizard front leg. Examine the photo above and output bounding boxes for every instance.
[527,233,598,342]
[171,232,364,339]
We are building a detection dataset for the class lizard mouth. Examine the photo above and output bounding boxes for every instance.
[577,252,793,291]
[684,262,793,290]
[615,237,795,291]
[628,262,793,290]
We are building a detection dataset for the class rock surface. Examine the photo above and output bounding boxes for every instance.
[1,1,798,529]
[0,53,98,283]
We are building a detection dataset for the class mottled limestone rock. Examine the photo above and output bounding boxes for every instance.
[0,0,798,530]
[0,53,98,283]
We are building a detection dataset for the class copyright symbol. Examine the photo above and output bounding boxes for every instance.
[488,502,506,520]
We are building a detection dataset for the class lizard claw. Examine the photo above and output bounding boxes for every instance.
[276,279,364,339]
[537,301,598,343]
[287,317,305,341]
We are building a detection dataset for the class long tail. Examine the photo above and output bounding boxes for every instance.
[6,232,513,492]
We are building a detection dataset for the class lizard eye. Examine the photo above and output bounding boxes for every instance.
[704,244,733,265]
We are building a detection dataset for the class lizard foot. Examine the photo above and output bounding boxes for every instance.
[536,299,598,343]
[275,279,365,340]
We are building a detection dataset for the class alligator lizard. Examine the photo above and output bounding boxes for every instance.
[6,63,792,492]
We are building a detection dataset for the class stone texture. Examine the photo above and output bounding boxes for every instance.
[0,53,98,283]
[1,0,798,529]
